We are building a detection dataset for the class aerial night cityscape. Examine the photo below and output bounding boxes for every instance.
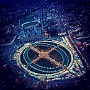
[0,0,90,90]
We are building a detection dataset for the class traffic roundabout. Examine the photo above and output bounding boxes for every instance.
[14,39,85,82]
